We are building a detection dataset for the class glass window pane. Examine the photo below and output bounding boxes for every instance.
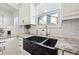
[38,15,47,25]
[51,16,58,24]
[47,12,58,24]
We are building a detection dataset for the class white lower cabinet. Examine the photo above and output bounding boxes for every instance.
[18,37,23,55]
[3,37,19,55]
[18,37,31,55]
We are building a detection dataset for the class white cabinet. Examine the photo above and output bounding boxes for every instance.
[61,3,79,20]
[61,3,79,14]
[30,4,36,24]
[18,35,33,55]
[19,3,36,25]
[3,37,19,55]
[19,4,30,25]
[18,37,23,55]
[18,37,31,55]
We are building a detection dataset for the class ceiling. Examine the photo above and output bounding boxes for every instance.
[0,3,19,12]
[0,3,41,13]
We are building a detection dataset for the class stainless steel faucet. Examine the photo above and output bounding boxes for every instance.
[46,25,49,36]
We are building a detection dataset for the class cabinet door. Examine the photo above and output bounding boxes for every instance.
[3,37,19,55]
[61,3,79,15]
[61,3,79,20]
[18,37,23,55]
[19,4,30,25]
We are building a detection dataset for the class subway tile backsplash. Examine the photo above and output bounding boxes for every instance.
[30,19,79,39]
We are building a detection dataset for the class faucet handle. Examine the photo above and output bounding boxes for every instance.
[46,33,50,36]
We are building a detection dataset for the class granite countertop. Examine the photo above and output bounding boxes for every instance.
[0,33,33,39]
[0,35,17,39]
[55,38,79,55]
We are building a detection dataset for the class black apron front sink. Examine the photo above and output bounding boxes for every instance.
[43,39,58,47]
[24,36,47,43]
[23,39,58,55]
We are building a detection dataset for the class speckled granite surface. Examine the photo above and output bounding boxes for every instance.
[55,38,79,54]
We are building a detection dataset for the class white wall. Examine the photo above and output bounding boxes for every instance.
[30,3,36,24]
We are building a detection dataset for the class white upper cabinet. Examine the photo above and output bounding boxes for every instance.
[61,3,79,20]
[30,4,36,25]
[19,3,36,25]
[19,3,30,25]
[19,3,35,25]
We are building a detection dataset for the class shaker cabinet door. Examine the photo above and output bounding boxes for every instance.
[19,4,30,25]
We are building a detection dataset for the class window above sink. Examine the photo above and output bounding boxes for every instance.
[36,3,61,28]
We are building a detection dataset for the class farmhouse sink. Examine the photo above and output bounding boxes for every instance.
[23,36,58,55]
[43,38,58,47]
[24,36,47,43]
